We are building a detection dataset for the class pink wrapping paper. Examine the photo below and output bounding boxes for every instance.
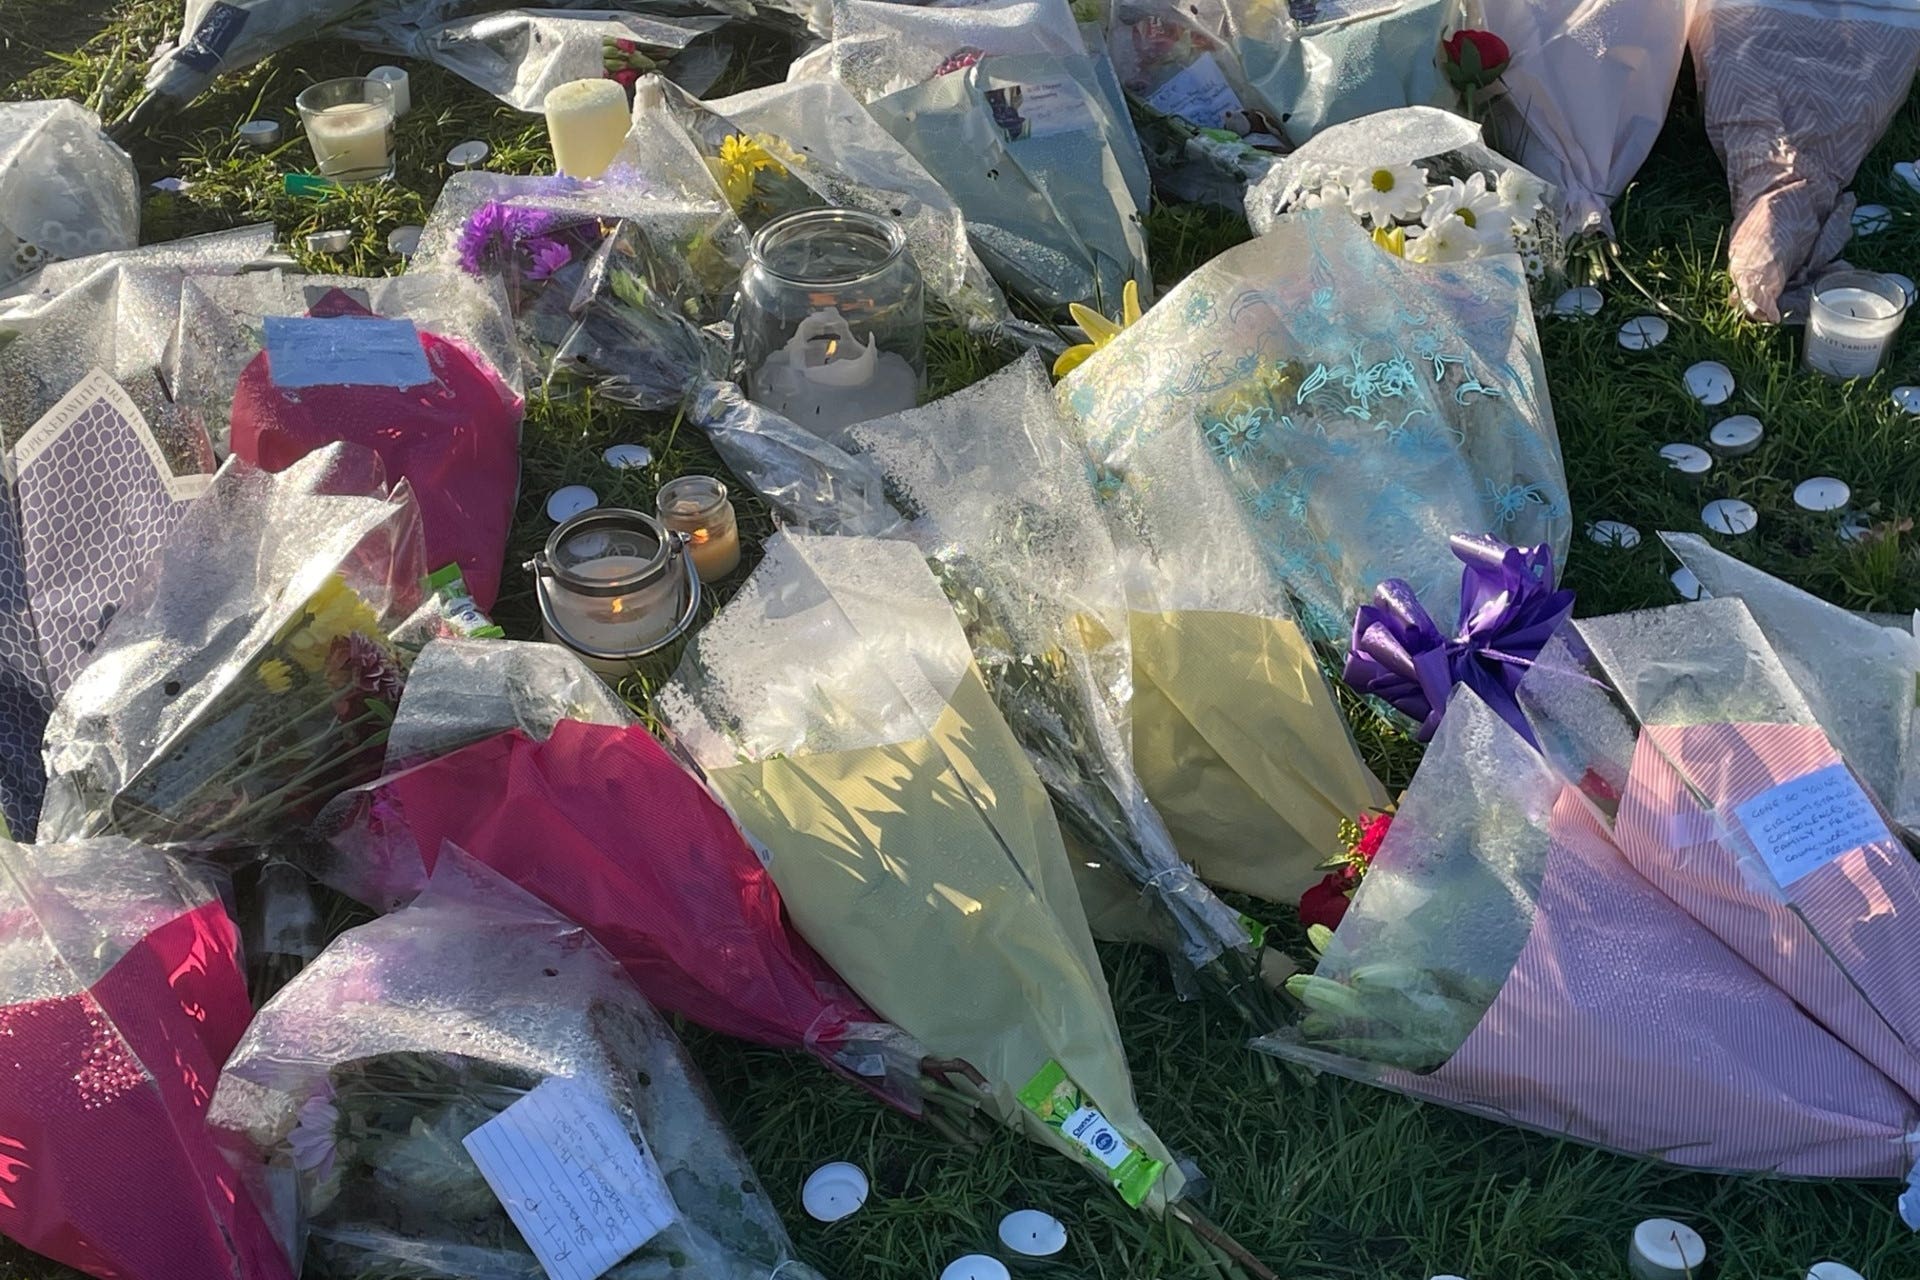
[0,900,292,1280]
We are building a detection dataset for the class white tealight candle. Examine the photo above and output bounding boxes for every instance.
[1794,476,1851,512]
[1618,315,1670,351]
[1683,360,1735,406]
[997,1210,1067,1258]
[1708,415,1764,457]
[1807,1261,1867,1280]
[1586,520,1641,548]
[800,1162,869,1223]
[1806,272,1908,379]
[1852,203,1893,236]
[1551,286,1603,318]
[1702,498,1758,535]
[1659,443,1713,476]
[940,1257,1011,1280]
[1629,1218,1707,1280]
[545,78,631,179]
[546,484,599,522]
[306,101,393,181]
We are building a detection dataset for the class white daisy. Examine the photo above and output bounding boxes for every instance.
[1405,214,1479,265]
[1344,161,1429,225]
[1304,182,1354,221]
[1422,173,1511,247]
[1496,167,1547,218]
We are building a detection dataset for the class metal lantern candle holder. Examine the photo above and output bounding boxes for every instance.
[737,208,925,439]
[529,508,701,676]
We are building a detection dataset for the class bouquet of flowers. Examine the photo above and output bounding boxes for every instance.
[0,834,289,1280]
[1061,209,1568,648]
[317,639,947,1118]
[1247,106,1560,281]
[36,445,427,849]
[209,853,828,1280]
[1268,689,1920,1190]
[418,171,736,410]
[629,75,1011,328]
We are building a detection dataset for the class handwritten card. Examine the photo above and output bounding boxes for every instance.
[1144,54,1243,131]
[462,1076,677,1280]
[1733,763,1895,887]
[263,315,433,389]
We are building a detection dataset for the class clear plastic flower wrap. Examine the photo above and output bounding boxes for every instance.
[796,0,1152,316]
[1245,106,1564,288]
[1267,689,1920,1183]
[1689,0,1920,321]
[1516,596,1920,1121]
[1474,0,1692,239]
[335,6,731,111]
[208,852,827,1280]
[37,444,428,850]
[0,834,290,1280]
[415,171,737,409]
[628,74,1011,328]
[0,102,138,288]
[658,531,1191,1211]
[1062,208,1568,646]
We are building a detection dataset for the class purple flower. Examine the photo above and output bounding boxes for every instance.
[524,235,574,281]
[456,201,577,280]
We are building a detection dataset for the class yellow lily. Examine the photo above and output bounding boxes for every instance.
[1372,225,1408,258]
[1052,278,1144,378]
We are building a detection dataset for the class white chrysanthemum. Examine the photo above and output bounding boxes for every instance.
[1343,161,1429,225]
[1406,215,1479,265]
[1422,173,1510,247]
[1304,183,1354,221]
[1496,167,1547,217]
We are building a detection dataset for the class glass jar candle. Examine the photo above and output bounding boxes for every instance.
[296,77,397,184]
[656,475,742,583]
[1805,270,1908,379]
[737,208,924,441]
[529,508,701,676]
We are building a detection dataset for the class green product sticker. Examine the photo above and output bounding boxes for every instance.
[1017,1060,1164,1207]
[1238,913,1268,951]
[424,564,505,639]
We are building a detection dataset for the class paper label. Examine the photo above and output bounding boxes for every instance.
[462,1077,677,1280]
[177,1,249,73]
[984,79,1094,142]
[1144,53,1242,130]
[1061,1105,1131,1170]
[263,315,433,389]
[1733,763,1895,887]
[1016,1060,1164,1206]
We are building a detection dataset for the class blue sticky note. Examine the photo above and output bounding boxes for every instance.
[263,315,433,390]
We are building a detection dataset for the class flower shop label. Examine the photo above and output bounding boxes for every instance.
[263,316,433,390]
[1733,763,1896,887]
[1018,1060,1164,1206]
[462,1076,677,1280]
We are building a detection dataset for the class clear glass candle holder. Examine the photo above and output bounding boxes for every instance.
[656,475,742,584]
[296,77,397,184]
[529,508,701,676]
[737,208,924,440]
[1805,270,1908,380]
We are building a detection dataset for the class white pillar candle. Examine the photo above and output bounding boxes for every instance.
[750,309,919,437]
[545,78,631,179]
[1629,1219,1706,1280]
[1806,272,1907,379]
[368,65,410,118]
[305,102,393,181]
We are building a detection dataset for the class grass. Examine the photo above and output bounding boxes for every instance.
[7,6,1920,1279]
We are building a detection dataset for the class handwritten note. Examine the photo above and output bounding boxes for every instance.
[463,1076,677,1280]
[1733,763,1894,887]
[263,315,432,389]
[1144,54,1244,130]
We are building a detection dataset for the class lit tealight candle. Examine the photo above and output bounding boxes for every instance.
[1806,271,1908,379]
[545,78,631,179]
[1629,1218,1707,1280]
[657,475,742,583]
[751,308,920,437]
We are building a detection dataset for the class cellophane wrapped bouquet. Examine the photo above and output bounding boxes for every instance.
[1247,106,1562,285]
[37,444,427,849]
[209,853,828,1279]
[1061,208,1567,646]
[0,835,289,1280]
[0,101,137,287]
[415,170,738,410]
[659,532,1190,1210]
[628,74,1011,329]
[318,638,942,1117]
[794,0,1152,316]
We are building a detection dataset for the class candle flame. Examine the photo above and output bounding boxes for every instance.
[690,527,710,544]
[609,596,624,614]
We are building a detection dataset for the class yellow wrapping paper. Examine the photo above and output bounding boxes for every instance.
[707,666,1185,1208]
[1130,609,1389,904]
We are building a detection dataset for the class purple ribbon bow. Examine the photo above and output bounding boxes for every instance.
[1342,534,1576,748]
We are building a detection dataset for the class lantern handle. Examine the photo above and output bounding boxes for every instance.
[527,533,704,665]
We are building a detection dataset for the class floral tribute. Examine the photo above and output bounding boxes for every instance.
[1297,809,1394,930]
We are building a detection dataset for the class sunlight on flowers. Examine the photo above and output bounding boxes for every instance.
[1053,279,1144,378]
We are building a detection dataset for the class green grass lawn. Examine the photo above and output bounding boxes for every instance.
[6,4,1920,1278]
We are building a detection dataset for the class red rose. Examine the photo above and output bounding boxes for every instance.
[1442,29,1510,74]
[1354,812,1394,862]
[1298,871,1355,931]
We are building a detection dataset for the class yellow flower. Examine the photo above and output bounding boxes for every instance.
[258,659,294,695]
[708,134,795,212]
[1051,279,1143,378]
[277,574,385,673]
[1372,225,1408,258]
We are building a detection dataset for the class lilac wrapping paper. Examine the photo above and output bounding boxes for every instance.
[1344,535,1575,746]
[0,370,211,835]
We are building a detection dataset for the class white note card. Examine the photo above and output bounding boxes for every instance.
[1733,763,1894,887]
[1144,53,1243,130]
[263,315,433,389]
[463,1076,678,1280]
